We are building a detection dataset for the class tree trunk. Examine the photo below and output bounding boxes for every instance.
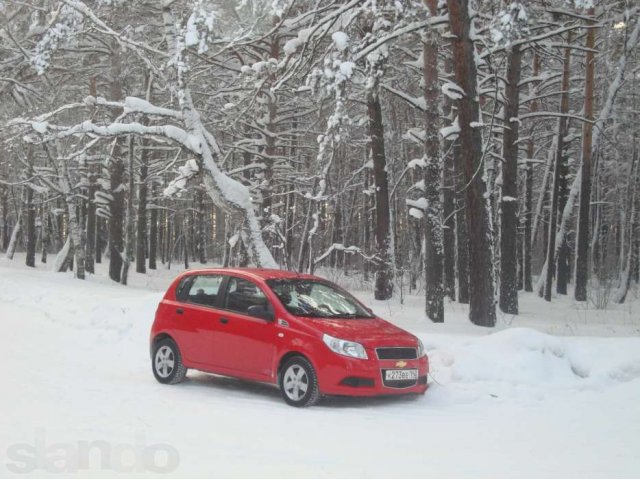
[54,235,73,273]
[182,212,190,270]
[442,158,456,300]
[148,203,157,270]
[43,142,86,279]
[5,215,21,260]
[447,0,496,326]
[363,170,372,282]
[523,57,536,293]
[0,187,6,252]
[422,0,444,321]
[23,145,36,267]
[85,174,96,274]
[85,77,97,275]
[453,142,470,304]
[160,209,167,265]
[108,151,125,282]
[108,40,125,282]
[67,208,86,280]
[25,187,36,268]
[121,135,135,285]
[542,37,572,301]
[408,214,422,292]
[222,216,231,268]
[442,57,457,300]
[613,150,638,303]
[499,43,521,314]
[555,167,571,293]
[554,34,573,295]
[136,76,152,274]
[633,238,639,284]
[283,190,295,270]
[368,90,394,300]
[574,8,597,301]
[197,189,207,264]
[95,218,103,264]
[136,136,149,274]
[40,205,48,264]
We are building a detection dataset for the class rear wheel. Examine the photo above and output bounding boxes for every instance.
[279,356,320,407]
[152,338,187,384]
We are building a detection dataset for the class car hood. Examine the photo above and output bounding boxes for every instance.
[302,316,417,348]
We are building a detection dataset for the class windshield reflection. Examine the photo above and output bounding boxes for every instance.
[266,279,374,319]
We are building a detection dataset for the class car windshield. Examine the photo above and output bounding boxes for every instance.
[266,279,375,319]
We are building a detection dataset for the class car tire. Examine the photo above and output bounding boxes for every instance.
[152,338,187,385]
[279,356,320,407]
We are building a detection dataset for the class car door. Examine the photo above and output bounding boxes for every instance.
[210,276,277,379]
[175,274,225,367]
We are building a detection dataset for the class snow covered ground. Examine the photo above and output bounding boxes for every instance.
[1,257,640,477]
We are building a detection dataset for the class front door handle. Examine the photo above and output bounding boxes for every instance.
[220,318,229,324]
[176,308,184,315]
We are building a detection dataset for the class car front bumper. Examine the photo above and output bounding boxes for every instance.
[316,352,429,397]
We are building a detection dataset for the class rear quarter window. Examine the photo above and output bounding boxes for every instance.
[175,276,193,301]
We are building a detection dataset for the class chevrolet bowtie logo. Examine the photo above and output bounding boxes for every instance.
[395,360,407,368]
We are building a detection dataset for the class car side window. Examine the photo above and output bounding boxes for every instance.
[175,276,193,302]
[185,275,224,308]
[225,277,268,315]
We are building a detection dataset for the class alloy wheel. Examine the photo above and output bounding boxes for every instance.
[155,345,175,378]
[283,364,309,401]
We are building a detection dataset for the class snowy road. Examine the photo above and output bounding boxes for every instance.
[2,261,640,477]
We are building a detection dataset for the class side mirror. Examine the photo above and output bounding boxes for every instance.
[247,304,274,322]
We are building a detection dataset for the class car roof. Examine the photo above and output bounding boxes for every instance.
[179,268,319,282]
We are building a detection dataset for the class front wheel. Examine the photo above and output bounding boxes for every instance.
[152,338,187,385]
[279,356,321,407]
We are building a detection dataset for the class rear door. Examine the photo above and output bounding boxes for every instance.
[175,274,225,366]
[210,276,277,379]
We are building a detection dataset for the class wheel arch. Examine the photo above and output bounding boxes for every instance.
[150,332,176,358]
[276,351,317,382]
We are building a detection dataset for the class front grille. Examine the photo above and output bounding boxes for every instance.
[376,347,417,360]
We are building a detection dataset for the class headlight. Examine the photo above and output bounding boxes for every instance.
[417,338,426,357]
[322,334,368,359]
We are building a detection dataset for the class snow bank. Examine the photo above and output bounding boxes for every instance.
[426,327,640,402]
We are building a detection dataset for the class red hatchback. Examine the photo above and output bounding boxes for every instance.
[150,268,429,407]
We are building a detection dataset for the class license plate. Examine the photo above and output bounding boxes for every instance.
[385,369,418,381]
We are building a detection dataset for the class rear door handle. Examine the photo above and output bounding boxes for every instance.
[220,318,229,324]
[176,308,184,314]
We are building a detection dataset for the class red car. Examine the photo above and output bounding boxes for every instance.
[150,268,429,407]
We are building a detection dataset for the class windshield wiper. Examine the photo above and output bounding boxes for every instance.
[324,312,373,319]
[287,308,333,318]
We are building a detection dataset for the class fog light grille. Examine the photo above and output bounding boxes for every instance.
[339,377,375,388]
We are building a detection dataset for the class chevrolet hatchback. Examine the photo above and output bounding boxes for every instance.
[150,268,429,407]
